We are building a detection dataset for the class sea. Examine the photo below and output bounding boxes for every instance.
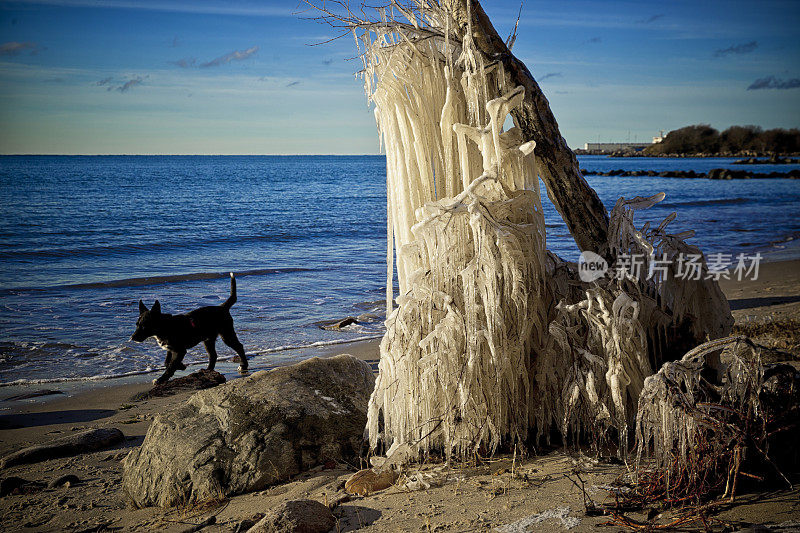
[1,155,799,386]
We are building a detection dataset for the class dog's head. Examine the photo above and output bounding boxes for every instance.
[130,300,161,342]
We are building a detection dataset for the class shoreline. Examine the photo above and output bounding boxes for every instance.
[3,240,798,403]
[574,151,800,159]
[0,259,798,531]
[0,336,381,407]
[581,168,800,179]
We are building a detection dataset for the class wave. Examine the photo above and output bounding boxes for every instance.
[657,197,750,208]
[1,267,319,293]
[1,230,385,260]
[0,335,383,387]
[0,366,158,387]
[249,335,384,355]
[65,268,318,290]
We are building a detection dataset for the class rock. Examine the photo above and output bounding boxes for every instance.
[123,354,375,507]
[318,317,358,331]
[49,474,81,489]
[234,514,265,533]
[1,476,36,497]
[178,515,216,533]
[246,500,335,533]
[131,369,225,401]
[0,428,124,469]
[0,476,45,496]
[344,468,398,496]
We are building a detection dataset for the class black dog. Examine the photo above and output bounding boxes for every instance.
[131,273,248,384]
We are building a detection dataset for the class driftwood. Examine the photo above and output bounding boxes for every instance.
[441,0,609,257]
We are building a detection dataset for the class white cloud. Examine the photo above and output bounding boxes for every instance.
[0,41,44,56]
[200,46,258,68]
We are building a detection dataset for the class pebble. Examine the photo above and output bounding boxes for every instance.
[0,476,29,497]
[49,474,81,489]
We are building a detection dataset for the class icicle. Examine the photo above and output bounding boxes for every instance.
[635,336,766,492]
[358,10,548,457]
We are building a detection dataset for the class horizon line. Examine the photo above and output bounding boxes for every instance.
[0,153,389,157]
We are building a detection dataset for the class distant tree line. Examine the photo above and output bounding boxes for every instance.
[645,124,800,155]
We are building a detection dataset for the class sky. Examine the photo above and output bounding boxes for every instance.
[0,0,798,154]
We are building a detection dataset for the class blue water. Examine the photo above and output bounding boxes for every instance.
[0,155,798,384]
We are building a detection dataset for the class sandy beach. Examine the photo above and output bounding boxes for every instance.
[2,0,798,531]
[1,258,798,532]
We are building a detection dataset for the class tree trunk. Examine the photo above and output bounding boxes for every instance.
[442,0,610,257]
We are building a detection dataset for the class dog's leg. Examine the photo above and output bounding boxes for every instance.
[154,350,183,384]
[162,352,186,371]
[220,329,248,373]
[153,352,174,384]
[203,339,218,371]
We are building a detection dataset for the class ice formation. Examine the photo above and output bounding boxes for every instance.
[535,194,732,458]
[347,1,733,461]
[358,6,547,459]
[635,336,767,493]
[535,286,650,459]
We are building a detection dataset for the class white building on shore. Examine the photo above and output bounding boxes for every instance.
[583,131,665,152]
[583,142,651,152]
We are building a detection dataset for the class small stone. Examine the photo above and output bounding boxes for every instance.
[233,514,265,533]
[0,476,44,497]
[246,500,335,533]
[49,474,80,489]
[344,468,398,496]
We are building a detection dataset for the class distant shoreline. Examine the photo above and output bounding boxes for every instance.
[582,167,800,179]
[574,150,800,159]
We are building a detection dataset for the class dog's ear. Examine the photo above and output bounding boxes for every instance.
[139,300,147,314]
[152,300,161,315]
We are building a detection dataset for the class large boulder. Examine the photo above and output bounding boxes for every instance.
[122,354,374,507]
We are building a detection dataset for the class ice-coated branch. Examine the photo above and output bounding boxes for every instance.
[440,0,610,257]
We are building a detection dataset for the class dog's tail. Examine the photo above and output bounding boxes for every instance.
[222,272,237,309]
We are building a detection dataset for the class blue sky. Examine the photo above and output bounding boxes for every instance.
[0,0,798,154]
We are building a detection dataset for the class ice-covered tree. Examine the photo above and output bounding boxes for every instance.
[307,0,733,462]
